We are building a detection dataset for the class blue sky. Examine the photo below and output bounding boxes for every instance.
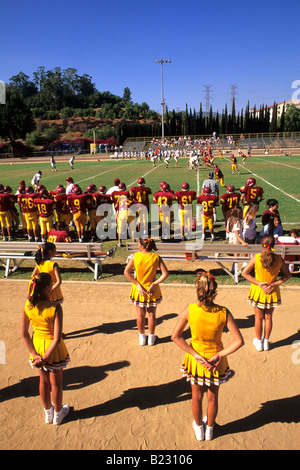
[2,0,300,114]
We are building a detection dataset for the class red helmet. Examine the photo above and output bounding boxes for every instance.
[4,186,12,193]
[25,186,34,194]
[203,186,211,194]
[72,184,79,192]
[118,182,126,190]
[57,186,65,194]
[73,185,82,195]
[181,182,189,191]
[226,185,235,193]
[37,184,45,192]
[99,185,107,194]
[247,177,256,186]
[87,184,97,193]
[56,184,64,191]
[39,188,49,198]
[160,181,166,189]
[18,186,26,194]
[162,182,170,192]
[213,164,218,169]
[137,177,145,186]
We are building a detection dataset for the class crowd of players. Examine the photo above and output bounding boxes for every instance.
[0,160,290,248]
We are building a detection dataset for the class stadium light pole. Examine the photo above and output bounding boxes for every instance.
[155,59,171,139]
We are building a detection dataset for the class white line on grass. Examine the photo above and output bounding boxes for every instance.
[127,163,165,188]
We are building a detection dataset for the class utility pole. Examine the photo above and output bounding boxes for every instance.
[155,59,171,139]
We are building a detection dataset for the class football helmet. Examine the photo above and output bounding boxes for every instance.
[73,185,82,195]
[137,177,145,186]
[203,186,211,194]
[25,186,34,194]
[4,186,12,193]
[226,185,235,193]
[162,182,170,192]
[246,177,256,186]
[39,188,49,198]
[87,184,97,193]
[118,182,126,190]
[181,182,189,190]
[99,185,107,194]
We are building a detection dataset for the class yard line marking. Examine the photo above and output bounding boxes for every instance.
[242,164,300,203]
[127,163,164,188]
[75,161,139,185]
[249,156,300,171]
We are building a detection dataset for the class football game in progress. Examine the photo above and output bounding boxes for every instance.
[0,0,299,455]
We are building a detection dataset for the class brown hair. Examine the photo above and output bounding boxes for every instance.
[244,203,259,224]
[195,272,217,306]
[260,235,275,270]
[139,237,157,252]
[227,207,242,232]
[28,272,52,308]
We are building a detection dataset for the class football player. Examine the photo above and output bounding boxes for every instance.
[175,182,196,240]
[34,188,56,242]
[213,164,225,187]
[197,187,218,240]
[130,177,152,236]
[153,183,175,239]
[0,187,16,240]
[18,186,39,241]
[111,182,135,246]
[220,185,241,224]
[67,185,91,242]
[231,154,240,175]
[240,177,264,217]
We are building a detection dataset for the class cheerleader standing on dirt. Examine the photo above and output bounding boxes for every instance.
[32,241,63,303]
[171,273,244,441]
[20,272,70,425]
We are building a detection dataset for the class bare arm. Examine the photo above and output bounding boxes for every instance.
[147,257,169,293]
[171,305,213,370]
[52,263,62,291]
[124,255,148,295]
[20,307,40,361]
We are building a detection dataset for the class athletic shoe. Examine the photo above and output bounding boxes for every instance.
[44,404,54,424]
[253,338,263,351]
[107,245,117,258]
[148,334,156,346]
[53,404,70,425]
[193,421,204,441]
[205,424,214,441]
[139,334,146,346]
[263,338,270,351]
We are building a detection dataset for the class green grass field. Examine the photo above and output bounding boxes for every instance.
[1,153,300,283]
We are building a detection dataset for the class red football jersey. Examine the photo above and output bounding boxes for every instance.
[197,194,218,216]
[34,198,56,217]
[67,193,91,213]
[111,190,134,211]
[220,192,241,211]
[47,228,71,243]
[175,190,196,209]
[130,186,152,208]
[18,193,38,214]
[54,193,71,215]
[240,185,264,203]
[0,193,15,212]
[87,192,112,211]
[153,191,175,211]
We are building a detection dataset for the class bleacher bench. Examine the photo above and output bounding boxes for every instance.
[126,242,300,284]
[0,241,108,281]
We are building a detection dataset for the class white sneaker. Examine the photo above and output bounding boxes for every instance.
[253,338,263,351]
[53,404,70,425]
[139,333,146,346]
[263,338,270,351]
[148,334,156,346]
[193,421,204,441]
[205,424,214,441]
[44,404,54,424]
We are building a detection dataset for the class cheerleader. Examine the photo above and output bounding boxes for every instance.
[124,238,169,346]
[20,272,70,424]
[242,235,291,351]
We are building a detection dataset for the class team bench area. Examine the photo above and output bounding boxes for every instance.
[0,241,115,281]
[126,241,300,283]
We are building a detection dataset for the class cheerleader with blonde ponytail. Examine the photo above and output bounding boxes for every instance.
[172,272,243,441]
[242,235,291,351]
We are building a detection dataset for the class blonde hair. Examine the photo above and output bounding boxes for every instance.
[195,272,217,305]
[260,235,275,270]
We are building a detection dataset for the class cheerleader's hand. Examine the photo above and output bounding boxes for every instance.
[32,356,44,367]
[208,354,221,372]
[137,283,148,296]
[194,353,213,371]
[147,283,155,295]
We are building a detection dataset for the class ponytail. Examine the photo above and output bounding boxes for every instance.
[195,271,217,305]
[139,237,157,252]
[260,235,275,270]
[27,272,52,307]
[34,242,56,265]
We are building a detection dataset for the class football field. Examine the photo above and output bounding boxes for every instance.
[1,153,300,233]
